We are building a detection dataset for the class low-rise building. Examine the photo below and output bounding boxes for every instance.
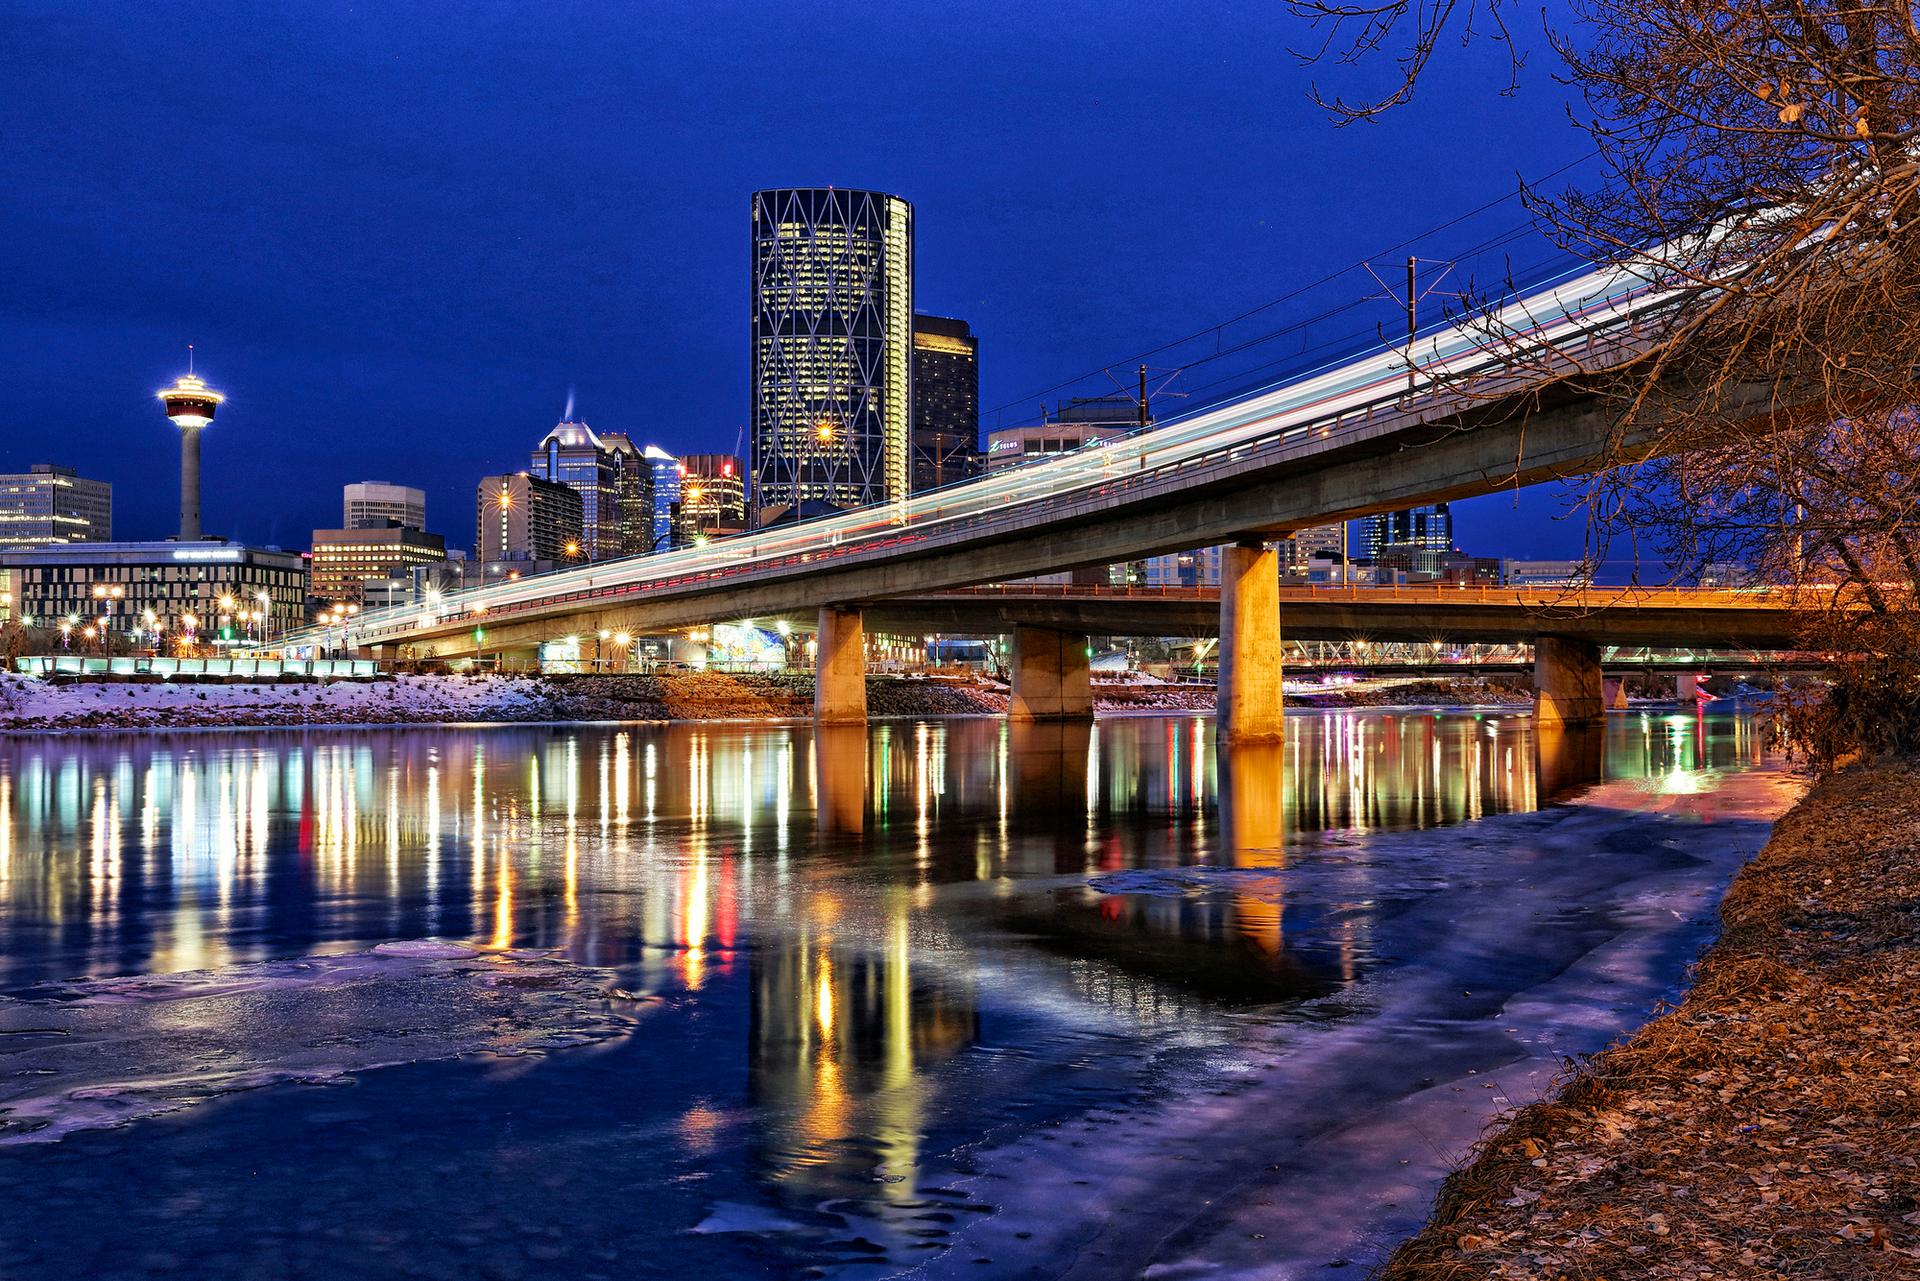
[0,540,307,642]
[308,524,447,607]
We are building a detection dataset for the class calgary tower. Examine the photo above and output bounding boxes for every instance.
[156,348,224,541]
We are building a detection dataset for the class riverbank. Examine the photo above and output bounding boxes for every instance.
[0,671,1532,731]
[1382,758,1920,1278]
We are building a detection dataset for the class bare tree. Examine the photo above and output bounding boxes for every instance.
[1291,0,1920,762]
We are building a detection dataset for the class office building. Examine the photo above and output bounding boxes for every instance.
[751,187,914,522]
[985,397,1139,471]
[644,444,680,551]
[1504,559,1593,588]
[531,420,640,559]
[343,481,427,532]
[677,457,747,542]
[476,473,584,564]
[0,540,307,640]
[591,432,657,557]
[1280,523,1349,578]
[1366,503,1453,575]
[677,454,748,541]
[308,525,447,606]
[0,465,113,549]
[911,315,981,492]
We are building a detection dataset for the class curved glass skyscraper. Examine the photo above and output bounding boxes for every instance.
[751,188,913,524]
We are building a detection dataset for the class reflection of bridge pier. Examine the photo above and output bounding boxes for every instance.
[813,725,869,836]
[1535,722,1605,799]
[1006,719,1093,815]
[1218,739,1288,858]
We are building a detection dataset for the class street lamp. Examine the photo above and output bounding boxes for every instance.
[613,631,632,672]
[596,629,610,671]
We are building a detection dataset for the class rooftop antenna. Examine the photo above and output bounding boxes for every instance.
[187,343,195,375]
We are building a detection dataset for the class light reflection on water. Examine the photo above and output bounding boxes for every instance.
[0,710,1767,1277]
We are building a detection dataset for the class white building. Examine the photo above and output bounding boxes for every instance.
[343,481,426,531]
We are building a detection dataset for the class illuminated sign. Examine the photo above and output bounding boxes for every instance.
[171,548,243,562]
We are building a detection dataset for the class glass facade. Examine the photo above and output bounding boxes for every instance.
[644,445,680,552]
[751,188,913,523]
[1366,504,1454,575]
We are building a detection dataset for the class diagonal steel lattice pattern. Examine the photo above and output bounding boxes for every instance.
[751,188,912,523]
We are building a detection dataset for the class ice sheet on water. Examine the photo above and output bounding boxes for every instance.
[0,942,639,1145]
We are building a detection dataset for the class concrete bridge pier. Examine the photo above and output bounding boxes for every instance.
[1602,676,1629,710]
[1534,636,1604,728]
[1675,672,1702,703]
[815,606,868,725]
[1217,542,1286,744]
[1008,626,1093,722]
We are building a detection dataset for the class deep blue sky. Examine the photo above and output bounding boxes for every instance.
[1,0,1595,556]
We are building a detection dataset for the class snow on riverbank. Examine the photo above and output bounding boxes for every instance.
[0,672,550,731]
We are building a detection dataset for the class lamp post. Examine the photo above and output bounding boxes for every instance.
[613,631,632,673]
[596,629,609,672]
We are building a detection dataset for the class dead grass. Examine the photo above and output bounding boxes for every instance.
[1380,759,1920,1279]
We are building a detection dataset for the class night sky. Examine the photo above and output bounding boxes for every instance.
[2,1,1596,557]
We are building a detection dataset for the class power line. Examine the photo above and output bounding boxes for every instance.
[983,153,1598,423]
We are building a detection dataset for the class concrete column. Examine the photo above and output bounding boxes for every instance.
[1217,542,1285,744]
[179,427,202,542]
[1602,676,1629,710]
[815,606,867,725]
[1534,636,1604,728]
[1008,627,1093,722]
[1675,672,1702,703]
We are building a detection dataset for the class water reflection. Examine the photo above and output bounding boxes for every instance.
[0,710,1768,1263]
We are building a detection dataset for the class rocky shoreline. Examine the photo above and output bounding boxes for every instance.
[1382,758,1920,1279]
[0,671,1536,733]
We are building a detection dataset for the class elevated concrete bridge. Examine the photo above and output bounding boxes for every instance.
[302,259,1803,739]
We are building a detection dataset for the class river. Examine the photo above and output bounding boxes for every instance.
[0,709,1791,1279]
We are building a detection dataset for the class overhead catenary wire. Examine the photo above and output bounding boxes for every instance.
[983,152,1600,427]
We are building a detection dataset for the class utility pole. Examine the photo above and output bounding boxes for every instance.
[1406,256,1418,394]
[1138,364,1150,430]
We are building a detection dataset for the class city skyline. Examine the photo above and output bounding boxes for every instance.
[2,3,1588,556]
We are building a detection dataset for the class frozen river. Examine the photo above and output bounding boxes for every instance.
[0,710,1793,1279]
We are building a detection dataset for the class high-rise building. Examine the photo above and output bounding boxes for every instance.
[531,420,632,559]
[751,187,914,523]
[1366,504,1453,574]
[911,315,980,492]
[0,465,113,549]
[343,481,426,531]
[475,473,584,564]
[644,445,680,551]
[308,525,447,606]
[677,454,748,541]
[593,432,656,557]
